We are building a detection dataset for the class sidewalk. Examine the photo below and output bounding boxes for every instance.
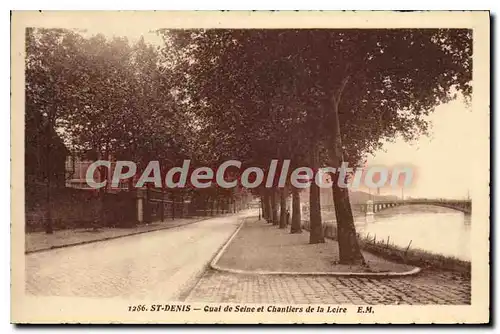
[187,218,471,304]
[25,216,210,253]
[214,219,415,274]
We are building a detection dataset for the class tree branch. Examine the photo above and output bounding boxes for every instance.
[328,73,351,167]
[331,74,351,112]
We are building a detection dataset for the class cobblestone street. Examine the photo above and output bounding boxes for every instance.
[25,213,249,300]
[186,269,471,305]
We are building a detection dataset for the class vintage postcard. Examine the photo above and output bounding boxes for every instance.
[11,11,490,324]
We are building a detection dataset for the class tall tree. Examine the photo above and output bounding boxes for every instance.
[26,28,89,233]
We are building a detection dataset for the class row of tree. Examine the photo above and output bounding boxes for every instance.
[26,28,471,263]
[163,29,472,264]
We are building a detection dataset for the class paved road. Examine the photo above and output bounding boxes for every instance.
[26,211,251,300]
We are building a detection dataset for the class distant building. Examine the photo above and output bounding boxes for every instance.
[65,154,130,192]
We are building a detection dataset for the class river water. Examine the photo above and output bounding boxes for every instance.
[353,205,471,261]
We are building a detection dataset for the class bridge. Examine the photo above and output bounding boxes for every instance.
[355,199,472,215]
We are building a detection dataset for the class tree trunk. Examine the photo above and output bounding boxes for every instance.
[97,163,107,229]
[270,188,279,225]
[309,143,324,243]
[331,173,365,265]
[171,191,176,220]
[290,186,302,234]
[44,182,53,234]
[260,195,266,220]
[279,186,287,228]
[44,123,53,234]
[160,188,165,222]
[328,79,366,265]
[264,190,272,223]
[204,196,209,216]
[180,193,184,218]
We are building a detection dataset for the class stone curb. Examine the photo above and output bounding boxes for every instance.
[210,218,422,278]
[25,216,218,255]
[209,217,247,270]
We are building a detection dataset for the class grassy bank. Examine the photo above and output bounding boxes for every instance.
[301,220,471,276]
[358,234,471,275]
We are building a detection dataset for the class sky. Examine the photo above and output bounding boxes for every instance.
[365,98,476,200]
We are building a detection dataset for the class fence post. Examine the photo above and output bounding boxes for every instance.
[136,189,144,224]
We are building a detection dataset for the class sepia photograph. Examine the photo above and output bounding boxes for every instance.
[10,11,490,324]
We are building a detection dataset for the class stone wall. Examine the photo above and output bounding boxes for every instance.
[25,183,137,232]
